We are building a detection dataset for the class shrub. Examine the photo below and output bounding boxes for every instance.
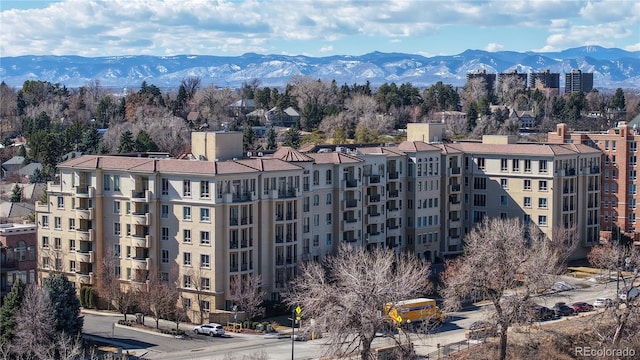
[252,322,261,329]
[117,320,134,326]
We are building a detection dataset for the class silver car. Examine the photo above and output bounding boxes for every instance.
[193,323,225,336]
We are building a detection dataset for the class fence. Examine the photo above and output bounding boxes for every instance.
[422,339,482,359]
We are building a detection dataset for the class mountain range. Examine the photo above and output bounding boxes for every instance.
[0,46,638,90]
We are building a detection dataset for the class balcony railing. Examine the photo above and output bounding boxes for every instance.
[388,190,399,198]
[449,184,461,192]
[278,188,299,199]
[345,179,358,188]
[368,175,381,184]
[388,172,399,180]
[345,199,358,208]
[369,195,381,203]
[449,167,461,175]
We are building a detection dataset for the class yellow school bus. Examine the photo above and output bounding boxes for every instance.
[385,298,444,325]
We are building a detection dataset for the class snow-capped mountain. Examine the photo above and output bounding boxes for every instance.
[0,46,638,90]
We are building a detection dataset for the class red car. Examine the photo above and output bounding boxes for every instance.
[571,302,593,313]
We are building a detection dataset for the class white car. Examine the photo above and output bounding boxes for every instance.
[593,298,613,308]
[193,323,225,336]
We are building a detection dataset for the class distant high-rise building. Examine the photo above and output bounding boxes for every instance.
[529,69,560,89]
[565,69,594,94]
[498,69,528,91]
[466,69,496,94]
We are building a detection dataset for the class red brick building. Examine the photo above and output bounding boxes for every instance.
[0,223,37,304]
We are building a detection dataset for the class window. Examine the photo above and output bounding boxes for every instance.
[473,194,486,207]
[126,246,131,258]
[524,197,532,208]
[183,252,192,266]
[539,180,548,191]
[201,181,210,198]
[313,214,320,227]
[200,254,210,268]
[161,227,169,241]
[326,193,332,204]
[113,201,120,214]
[313,234,319,247]
[612,141,617,150]
[183,180,191,197]
[326,170,332,184]
[630,184,637,195]
[539,198,548,209]
[54,237,61,250]
[114,222,121,235]
[313,195,319,206]
[113,175,120,191]
[539,160,548,173]
[103,175,111,191]
[326,213,332,225]
[126,268,131,279]
[126,202,131,214]
[54,217,61,230]
[126,224,131,236]
[473,178,487,190]
[114,244,121,257]
[477,157,485,170]
[200,208,210,222]
[538,215,547,226]
[183,229,192,243]
[42,215,49,228]
[631,142,637,152]
[200,300,210,312]
[114,266,121,278]
[313,171,320,185]
[56,197,64,209]
[500,179,508,189]
[200,231,210,245]
[183,206,192,220]
[69,218,75,230]
[631,170,637,180]
[183,275,192,288]
[500,158,508,171]
[42,257,50,269]
[326,233,332,246]
[201,277,210,290]
[500,195,508,206]
[161,249,169,263]
[70,260,76,272]
[524,179,531,190]
[161,204,169,218]
[162,178,169,195]
[69,239,76,251]
[524,159,531,173]
[183,298,192,308]
[512,159,520,171]
[630,199,636,209]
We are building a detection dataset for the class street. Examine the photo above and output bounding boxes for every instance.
[82,275,620,359]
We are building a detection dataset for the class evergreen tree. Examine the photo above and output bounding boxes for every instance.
[333,128,347,145]
[266,127,277,150]
[79,128,101,154]
[135,130,159,152]
[242,126,256,152]
[283,127,301,149]
[10,184,22,202]
[0,278,26,343]
[17,145,26,157]
[118,130,135,153]
[29,168,45,184]
[611,88,626,111]
[43,274,83,337]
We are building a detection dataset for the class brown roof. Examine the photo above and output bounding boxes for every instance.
[356,146,405,156]
[306,152,363,164]
[272,147,315,162]
[396,141,442,152]
[449,142,602,156]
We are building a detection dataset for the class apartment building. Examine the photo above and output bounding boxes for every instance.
[36,126,600,321]
[498,69,528,91]
[565,69,594,94]
[548,122,640,244]
[0,223,37,304]
[466,69,496,94]
[529,69,560,90]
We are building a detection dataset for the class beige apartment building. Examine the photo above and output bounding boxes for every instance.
[36,125,600,321]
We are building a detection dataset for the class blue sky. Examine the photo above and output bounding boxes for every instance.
[1,0,638,57]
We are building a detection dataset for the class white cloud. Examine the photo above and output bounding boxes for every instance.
[320,45,334,53]
[485,43,504,52]
[625,43,640,52]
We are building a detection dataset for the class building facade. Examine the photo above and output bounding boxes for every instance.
[548,122,639,244]
[529,69,560,90]
[0,223,37,304]
[36,127,600,321]
[466,69,496,94]
[565,69,594,94]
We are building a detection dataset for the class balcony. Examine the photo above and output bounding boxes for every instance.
[75,250,94,263]
[278,188,299,199]
[342,219,359,232]
[366,232,383,244]
[230,192,257,203]
[366,175,381,185]
[75,272,94,285]
[76,229,95,242]
[74,186,94,198]
[368,195,381,203]
[75,208,94,220]
[556,168,576,177]
[131,212,150,226]
[388,172,399,180]
[387,207,400,216]
[131,235,151,248]
[343,178,358,188]
[388,190,399,198]
[345,199,358,208]
[449,218,461,228]
[131,190,150,202]
[366,213,381,222]
[131,257,150,270]
[448,167,461,176]
[449,184,461,192]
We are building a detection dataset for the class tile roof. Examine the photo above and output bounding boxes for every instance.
[396,141,442,152]
[449,142,602,156]
[306,152,363,164]
[272,147,315,162]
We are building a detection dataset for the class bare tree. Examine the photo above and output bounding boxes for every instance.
[12,284,57,359]
[461,77,489,108]
[497,75,526,109]
[185,266,211,324]
[195,85,238,129]
[289,76,336,130]
[97,249,120,311]
[319,112,354,139]
[181,77,202,100]
[228,274,265,322]
[286,244,431,360]
[143,268,179,329]
[441,218,576,360]
[588,241,640,345]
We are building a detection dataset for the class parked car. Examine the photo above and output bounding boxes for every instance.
[532,304,556,321]
[551,281,575,292]
[618,286,640,301]
[465,321,498,339]
[593,298,613,309]
[552,302,576,316]
[193,323,225,336]
[293,329,322,341]
[571,302,593,313]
